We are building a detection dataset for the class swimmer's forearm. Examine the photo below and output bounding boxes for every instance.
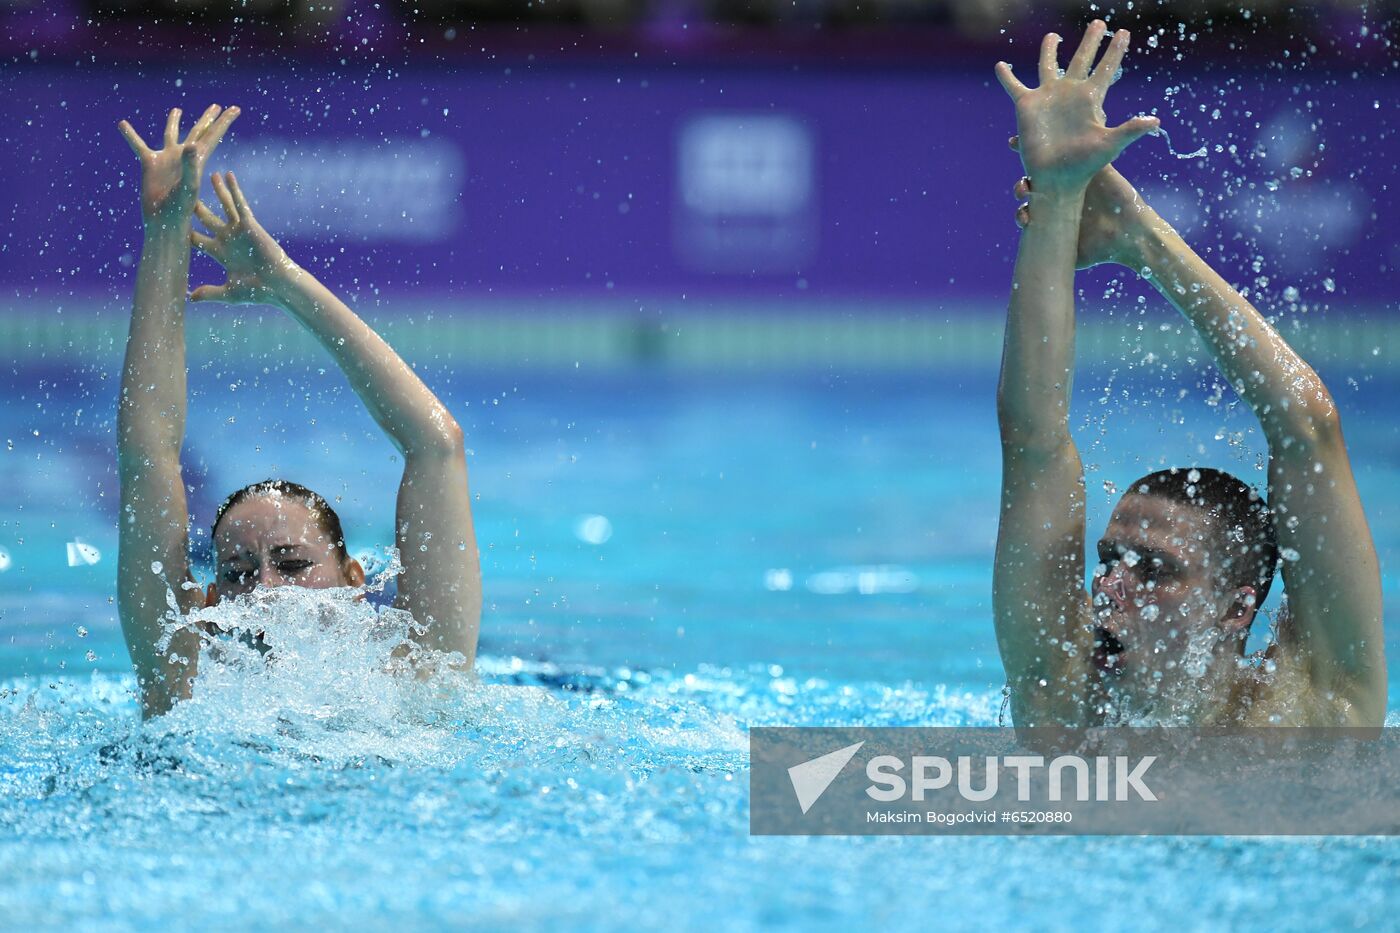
[1133,223,1338,442]
[998,191,1085,449]
[270,270,463,457]
[118,225,192,460]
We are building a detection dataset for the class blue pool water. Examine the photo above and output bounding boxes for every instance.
[2,331,1399,929]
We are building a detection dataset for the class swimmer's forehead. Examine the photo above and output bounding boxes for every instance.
[217,494,319,529]
[1102,494,1217,560]
[215,496,329,559]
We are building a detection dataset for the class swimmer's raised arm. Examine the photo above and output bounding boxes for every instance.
[1135,204,1382,722]
[1138,224,1382,722]
[1015,156,1385,727]
[992,23,1159,727]
[189,173,482,666]
[115,105,240,717]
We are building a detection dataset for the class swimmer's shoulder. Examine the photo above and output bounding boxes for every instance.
[1228,602,1363,726]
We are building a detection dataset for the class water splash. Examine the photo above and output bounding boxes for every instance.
[1182,626,1219,679]
[143,551,498,763]
[1149,124,1207,160]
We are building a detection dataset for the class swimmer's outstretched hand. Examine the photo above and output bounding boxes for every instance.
[189,172,301,305]
[994,21,1158,196]
[118,105,240,231]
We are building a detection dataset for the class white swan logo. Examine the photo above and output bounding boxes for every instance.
[787,741,865,814]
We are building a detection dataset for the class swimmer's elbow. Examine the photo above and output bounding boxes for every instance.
[1303,397,1343,447]
[997,391,1071,455]
[998,422,1075,463]
[409,417,465,458]
[1271,382,1343,450]
[438,418,465,451]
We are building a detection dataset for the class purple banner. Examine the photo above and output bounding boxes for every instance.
[1,60,1394,304]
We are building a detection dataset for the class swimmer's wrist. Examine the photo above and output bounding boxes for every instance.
[1022,188,1088,230]
[1027,185,1089,206]
[264,259,312,306]
[267,265,335,320]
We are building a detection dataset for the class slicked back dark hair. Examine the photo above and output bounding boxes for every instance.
[212,479,350,567]
[1126,467,1279,607]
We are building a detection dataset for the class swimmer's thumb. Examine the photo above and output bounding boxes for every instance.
[189,284,227,303]
[1109,115,1161,155]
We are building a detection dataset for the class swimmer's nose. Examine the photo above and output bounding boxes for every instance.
[257,566,289,588]
[1109,576,1127,607]
[1095,565,1130,611]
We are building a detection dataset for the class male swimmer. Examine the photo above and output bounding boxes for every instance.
[992,23,1385,727]
[116,105,481,717]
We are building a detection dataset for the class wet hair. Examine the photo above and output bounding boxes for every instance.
[211,479,351,567]
[1126,467,1279,606]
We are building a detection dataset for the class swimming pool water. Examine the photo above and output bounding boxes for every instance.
[3,339,1398,929]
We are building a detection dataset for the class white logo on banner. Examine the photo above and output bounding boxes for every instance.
[788,741,865,814]
[216,137,463,242]
[675,114,815,273]
[66,538,101,567]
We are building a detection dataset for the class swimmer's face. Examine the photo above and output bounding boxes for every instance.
[211,494,362,602]
[1091,493,1256,691]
